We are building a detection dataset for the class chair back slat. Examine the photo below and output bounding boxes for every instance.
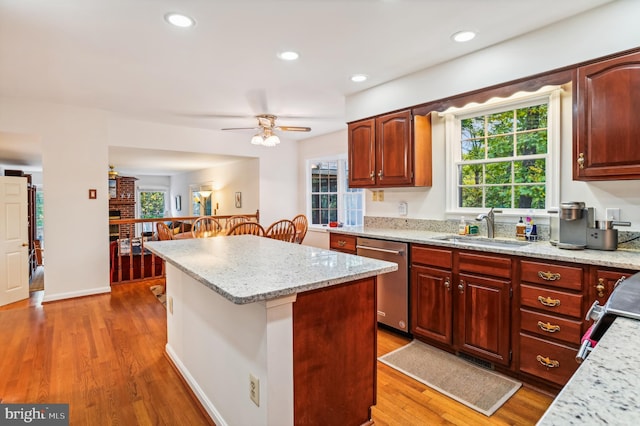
[157,222,174,241]
[192,217,223,238]
[265,219,297,243]
[226,222,265,236]
[291,214,308,244]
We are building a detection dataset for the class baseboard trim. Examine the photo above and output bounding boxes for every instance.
[165,343,226,426]
[41,286,111,303]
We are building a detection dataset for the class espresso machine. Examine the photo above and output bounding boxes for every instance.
[558,202,593,249]
[558,201,631,250]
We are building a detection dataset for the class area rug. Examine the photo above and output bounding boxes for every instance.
[378,340,521,416]
[149,285,166,307]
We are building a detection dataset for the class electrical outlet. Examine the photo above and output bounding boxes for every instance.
[605,208,620,221]
[371,190,378,201]
[168,296,173,314]
[378,190,384,201]
[249,374,260,406]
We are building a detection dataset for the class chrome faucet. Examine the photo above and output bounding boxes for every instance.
[476,207,500,238]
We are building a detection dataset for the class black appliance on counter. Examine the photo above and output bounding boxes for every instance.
[576,271,640,363]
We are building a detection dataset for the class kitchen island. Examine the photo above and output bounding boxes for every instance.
[145,235,397,426]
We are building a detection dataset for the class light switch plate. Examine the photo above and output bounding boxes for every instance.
[605,208,620,221]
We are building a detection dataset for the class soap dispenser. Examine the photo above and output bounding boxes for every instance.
[458,217,467,235]
[516,217,526,241]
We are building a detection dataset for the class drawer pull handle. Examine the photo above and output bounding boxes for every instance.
[538,296,561,307]
[538,271,561,281]
[444,278,451,291]
[536,355,560,368]
[596,278,606,298]
[337,240,346,247]
[537,321,561,333]
[577,152,585,169]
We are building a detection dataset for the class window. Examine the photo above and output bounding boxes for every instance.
[138,189,168,233]
[309,158,364,227]
[444,86,561,214]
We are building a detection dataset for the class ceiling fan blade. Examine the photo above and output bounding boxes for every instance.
[221,126,260,131]
[275,126,312,132]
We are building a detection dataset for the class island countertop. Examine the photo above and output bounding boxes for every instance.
[145,235,398,304]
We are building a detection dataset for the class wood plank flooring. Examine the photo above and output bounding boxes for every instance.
[0,281,553,425]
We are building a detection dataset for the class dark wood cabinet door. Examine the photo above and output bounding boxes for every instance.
[376,110,413,186]
[411,265,453,346]
[348,118,376,187]
[589,268,634,307]
[456,273,511,366]
[575,51,640,180]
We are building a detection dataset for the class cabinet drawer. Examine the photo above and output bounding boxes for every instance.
[520,260,584,291]
[520,309,583,345]
[519,333,579,386]
[329,233,357,254]
[458,251,511,279]
[520,284,583,318]
[411,245,452,269]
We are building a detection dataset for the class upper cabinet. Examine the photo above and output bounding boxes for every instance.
[348,110,432,188]
[574,50,640,180]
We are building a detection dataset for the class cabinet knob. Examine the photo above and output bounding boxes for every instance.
[595,278,606,298]
[538,271,561,281]
[458,280,465,294]
[370,171,375,180]
[536,355,560,368]
[537,295,561,307]
[444,278,450,291]
[577,152,585,169]
[378,170,383,179]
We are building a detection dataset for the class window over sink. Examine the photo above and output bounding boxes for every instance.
[442,85,563,215]
[308,157,364,227]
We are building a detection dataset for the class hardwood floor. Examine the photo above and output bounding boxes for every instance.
[0,281,553,425]
[0,280,212,426]
[373,328,554,425]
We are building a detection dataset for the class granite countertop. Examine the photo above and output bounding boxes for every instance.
[536,317,640,425]
[328,226,640,270]
[145,235,398,305]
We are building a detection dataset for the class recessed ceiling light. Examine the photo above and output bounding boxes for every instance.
[164,13,195,28]
[452,30,476,43]
[351,74,368,83]
[278,51,299,61]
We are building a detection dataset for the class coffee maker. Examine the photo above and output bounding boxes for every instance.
[558,202,594,249]
[558,201,631,250]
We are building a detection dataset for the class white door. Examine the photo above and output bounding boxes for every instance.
[0,176,29,307]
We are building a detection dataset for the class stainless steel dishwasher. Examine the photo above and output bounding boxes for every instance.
[356,237,409,333]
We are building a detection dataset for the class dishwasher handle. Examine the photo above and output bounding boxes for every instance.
[356,245,405,256]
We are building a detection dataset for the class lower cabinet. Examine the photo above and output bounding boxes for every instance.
[411,245,512,367]
[517,260,586,387]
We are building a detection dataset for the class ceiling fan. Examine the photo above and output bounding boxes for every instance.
[222,114,311,147]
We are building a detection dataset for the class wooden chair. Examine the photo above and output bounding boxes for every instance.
[292,214,308,244]
[265,219,297,243]
[191,217,223,238]
[225,215,251,230]
[226,222,265,237]
[157,222,174,241]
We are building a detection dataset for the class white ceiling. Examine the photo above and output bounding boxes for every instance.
[0,0,614,174]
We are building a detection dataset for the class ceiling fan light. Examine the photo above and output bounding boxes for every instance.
[263,134,280,147]
[251,134,264,145]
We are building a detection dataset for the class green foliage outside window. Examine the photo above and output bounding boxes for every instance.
[140,191,166,218]
[458,103,548,210]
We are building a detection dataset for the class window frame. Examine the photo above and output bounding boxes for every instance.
[444,87,561,217]
[137,186,169,234]
[306,155,365,229]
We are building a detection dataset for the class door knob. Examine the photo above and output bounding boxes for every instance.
[22,243,29,247]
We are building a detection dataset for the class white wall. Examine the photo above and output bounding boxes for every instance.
[169,158,260,218]
[0,99,298,301]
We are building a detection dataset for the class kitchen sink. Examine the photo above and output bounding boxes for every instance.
[431,235,530,248]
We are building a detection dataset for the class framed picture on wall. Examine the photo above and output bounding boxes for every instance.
[235,192,242,208]
[175,195,182,211]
